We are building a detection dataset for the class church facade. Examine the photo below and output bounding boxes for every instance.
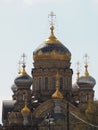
[1,15,98,130]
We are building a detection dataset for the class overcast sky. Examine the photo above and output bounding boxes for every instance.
[0,0,98,122]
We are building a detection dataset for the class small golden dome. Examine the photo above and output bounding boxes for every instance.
[52,88,64,99]
[21,101,30,114]
[21,106,30,114]
[45,25,61,44]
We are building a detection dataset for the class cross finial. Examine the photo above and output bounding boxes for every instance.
[48,11,56,26]
[21,53,26,65]
[83,53,89,77]
[18,53,27,75]
[21,53,27,75]
[84,53,89,65]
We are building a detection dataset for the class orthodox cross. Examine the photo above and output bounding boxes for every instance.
[18,53,27,74]
[84,53,89,65]
[48,11,56,26]
[21,53,27,74]
[21,53,26,65]
[84,53,89,76]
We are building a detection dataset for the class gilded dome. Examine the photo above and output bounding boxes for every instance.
[33,25,71,61]
[21,105,30,114]
[21,100,30,115]
[52,88,64,99]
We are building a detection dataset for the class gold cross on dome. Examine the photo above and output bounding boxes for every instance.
[48,11,56,26]
[84,53,89,76]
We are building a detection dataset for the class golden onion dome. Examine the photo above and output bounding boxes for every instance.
[21,101,30,114]
[33,25,71,61]
[52,88,64,99]
[21,105,30,114]
[45,25,61,44]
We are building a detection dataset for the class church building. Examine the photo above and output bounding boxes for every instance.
[1,13,98,130]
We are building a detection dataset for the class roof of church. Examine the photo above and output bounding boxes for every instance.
[14,63,32,89]
[77,63,96,88]
[78,75,96,87]
[33,25,71,61]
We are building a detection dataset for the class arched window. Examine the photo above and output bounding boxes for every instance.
[45,77,48,90]
[33,78,36,91]
[60,77,63,90]
[33,78,36,96]
[52,77,56,90]
[65,77,69,89]
[39,77,41,92]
